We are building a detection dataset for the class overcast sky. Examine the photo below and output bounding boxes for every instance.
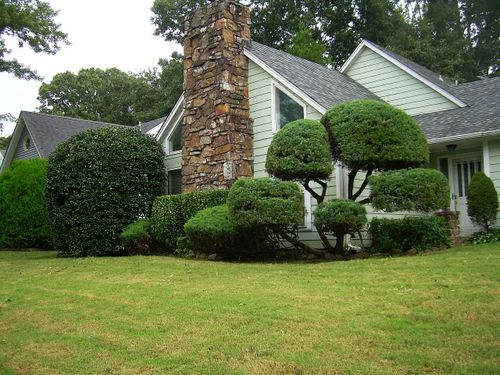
[0,0,182,137]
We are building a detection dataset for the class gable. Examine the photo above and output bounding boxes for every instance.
[12,127,40,162]
[343,46,459,116]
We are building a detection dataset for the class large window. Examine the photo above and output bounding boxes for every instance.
[167,118,182,153]
[272,82,305,131]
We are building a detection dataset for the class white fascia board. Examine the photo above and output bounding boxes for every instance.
[341,40,467,108]
[244,49,327,115]
[155,94,184,142]
[427,129,500,144]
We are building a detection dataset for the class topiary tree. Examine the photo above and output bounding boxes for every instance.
[46,127,165,256]
[314,199,367,253]
[0,159,52,248]
[321,100,429,202]
[265,118,334,251]
[370,168,450,212]
[467,172,499,231]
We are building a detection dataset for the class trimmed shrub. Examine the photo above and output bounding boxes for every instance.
[321,100,429,171]
[151,189,229,251]
[0,159,52,248]
[369,216,451,253]
[469,230,499,244]
[467,172,498,230]
[370,168,450,212]
[314,199,367,252]
[184,205,237,257]
[120,219,154,255]
[265,119,333,181]
[46,127,165,256]
[227,177,303,227]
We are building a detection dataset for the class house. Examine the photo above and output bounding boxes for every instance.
[0,111,165,173]
[155,0,500,243]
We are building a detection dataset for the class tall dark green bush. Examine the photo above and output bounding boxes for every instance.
[314,199,367,253]
[0,159,52,248]
[370,168,450,212]
[151,189,228,251]
[467,172,499,231]
[369,216,450,253]
[46,127,165,256]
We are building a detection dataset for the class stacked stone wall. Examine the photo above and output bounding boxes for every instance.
[182,0,253,192]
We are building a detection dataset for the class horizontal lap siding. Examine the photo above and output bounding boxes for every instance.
[248,60,337,249]
[345,48,457,116]
[488,139,500,224]
[13,127,39,162]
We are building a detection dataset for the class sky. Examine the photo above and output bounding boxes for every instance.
[0,0,182,137]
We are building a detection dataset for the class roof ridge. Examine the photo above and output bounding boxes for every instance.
[21,110,123,127]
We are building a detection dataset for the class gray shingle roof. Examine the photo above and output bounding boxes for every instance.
[21,111,122,158]
[414,77,500,141]
[245,41,377,109]
[139,116,167,134]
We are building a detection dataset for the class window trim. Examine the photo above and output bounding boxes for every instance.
[165,115,183,155]
[302,189,312,230]
[271,79,307,133]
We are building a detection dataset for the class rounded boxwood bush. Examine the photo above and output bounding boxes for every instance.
[314,199,367,252]
[227,177,303,228]
[321,100,429,171]
[467,172,499,230]
[265,119,333,180]
[370,168,450,212]
[120,219,154,255]
[46,127,165,256]
[0,159,53,248]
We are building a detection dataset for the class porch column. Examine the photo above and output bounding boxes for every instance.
[483,139,491,176]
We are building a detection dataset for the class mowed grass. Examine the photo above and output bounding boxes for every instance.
[0,244,499,374]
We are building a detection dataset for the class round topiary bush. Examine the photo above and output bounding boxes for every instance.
[227,177,303,228]
[0,159,53,248]
[314,199,367,253]
[370,168,450,212]
[321,100,429,171]
[467,172,499,230]
[265,119,332,181]
[46,127,165,256]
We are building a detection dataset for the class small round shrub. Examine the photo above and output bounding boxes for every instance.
[184,204,236,257]
[314,199,367,239]
[467,172,498,230]
[370,168,450,212]
[265,119,333,180]
[227,177,303,227]
[0,159,52,248]
[321,100,429,171]
[120,219,154,255]
[46,127,165,256]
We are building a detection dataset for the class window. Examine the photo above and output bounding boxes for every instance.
[23,137,30,150]
[272,82,305,131]
[168,169,182,195]
[167,118,182,153]
[455,159,481,197]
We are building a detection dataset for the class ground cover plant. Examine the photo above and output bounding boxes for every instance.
[0,244,498,374]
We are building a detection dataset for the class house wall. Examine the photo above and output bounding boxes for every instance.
[344,47,458,116]
[248,60,336,247]
[487,139,500,223]
[12,127,39,162]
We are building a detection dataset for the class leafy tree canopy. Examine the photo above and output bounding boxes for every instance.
[37,53,183,126]
[0,0,68,80]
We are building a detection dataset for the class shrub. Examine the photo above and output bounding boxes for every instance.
[151,189,229,251]
[0,159,52,248]
[469,230,499,244]
[46,127,165,256]
[227,177,303,227]
[369,216,451,253]
[120,219,154,255]
[265,119,332,181]
[370,168,450,212]
[321,100,429,171]
[184,205,237,257]
[314,199,367,252]
[467,172,498,231]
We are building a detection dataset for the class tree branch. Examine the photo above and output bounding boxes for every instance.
[351,167,373,202]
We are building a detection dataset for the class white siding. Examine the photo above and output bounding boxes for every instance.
[487,139,500,224]
[345,47,458,115]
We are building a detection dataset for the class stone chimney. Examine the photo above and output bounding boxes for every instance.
[182,0,253,192]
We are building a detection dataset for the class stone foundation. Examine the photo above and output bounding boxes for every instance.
[182,0,253,192]
[435,210,461,246]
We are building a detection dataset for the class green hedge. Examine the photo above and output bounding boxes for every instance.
[314,199,367,236]
[369,216,450,253]
[151,189,229,251]
[0,159,53,248]
[467,172,498,230]
[120,219,154,255]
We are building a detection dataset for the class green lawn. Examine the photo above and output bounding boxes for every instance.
[0,245,499,374]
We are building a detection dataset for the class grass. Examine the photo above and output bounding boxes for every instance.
[0,244,499,374]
